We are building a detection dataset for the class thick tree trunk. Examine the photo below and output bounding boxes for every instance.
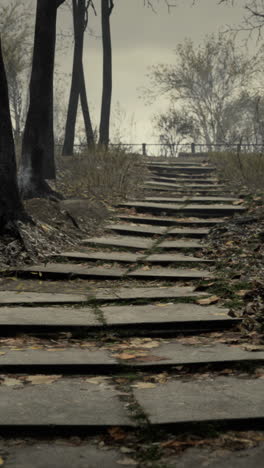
[99,0,114,148]
[0,38,26,229]
[20,0,65,198]
[63,0,95,155]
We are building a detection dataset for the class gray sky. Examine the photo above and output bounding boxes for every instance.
[57,0,246,144]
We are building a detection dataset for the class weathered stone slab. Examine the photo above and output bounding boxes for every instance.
[127,267,212,280]
[145,196,239,204]
[105,224,167,236]
[0,306,100,327]
[158,240,202,250]
[165,444,264,468]
[108,286,206,301]
[55,251,142,263]
[117,215,225,226]
[119,202,245,216]
[9,264,125,279]
[0,291,89,305]
[0,444,136,468]
[134,377,264,425]
[81,236,153,250]
[0,348,117,369]
[101,303,234,326]
[145,254,212,264]
[125,342,264,367]
[0,378,133,427]
[167,228,209,237]
[151,176,218,184]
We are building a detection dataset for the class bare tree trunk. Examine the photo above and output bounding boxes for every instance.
[99,0,114,148]
[20,0,65,198]
[0,38,26,229]
[63,0,95,155]
[80,63,95,149]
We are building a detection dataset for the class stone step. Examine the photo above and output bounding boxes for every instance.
[126,267,212,280]
[150,176,219,184]
[119,202,245,217]
[106,224,209,238]
[144,254,212,265]
[158,239,202,250]
[105,223,167,236]
[56,251,142,263]
[81,235,153,250]
[150,166,215,174]
[150,172,216,179]
[0,286,206,305]
[117,214,225,226]
[145,196,240,204]
[8,264,126,280]
[0,377,134,429]
[1,342,262,373]
[134,376,264,427]
[101,303,237,331]
[0,444,133,468]
[145,181,224,189]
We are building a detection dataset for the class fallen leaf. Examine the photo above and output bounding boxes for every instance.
[2,378,23,387]
[243,344,264,352]
[117,457,137,465]
[115,353,148,360]
[233,200,244,205]
[0,456,4,466]
[139,341,160,349]
[235,290,250,297]
[132,382,157,389]
[196,296,220,305]
[142,266,150,271]
[108,427,127,441]
[25,375,62,385]
[0,352,6,356]
[86,376,110,385]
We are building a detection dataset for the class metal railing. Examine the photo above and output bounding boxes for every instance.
[55,142,264,157]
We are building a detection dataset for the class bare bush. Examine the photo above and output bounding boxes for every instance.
[56,149,147,202]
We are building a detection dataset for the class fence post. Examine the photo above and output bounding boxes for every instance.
[191,142,196,154]
[142,143,147,156]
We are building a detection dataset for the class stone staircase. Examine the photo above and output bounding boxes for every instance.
[0,157,263,467]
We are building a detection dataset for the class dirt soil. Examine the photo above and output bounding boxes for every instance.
[0,197,111,269]
[204,194,264,340]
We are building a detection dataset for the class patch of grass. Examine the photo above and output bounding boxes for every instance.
[209,151,264,194]
[56,148,148,203]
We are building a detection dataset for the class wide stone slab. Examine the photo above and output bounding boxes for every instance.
[0,291,89,305]
[126,267,212,280]
[145,254,212,264]
[119,201,245,216]
[117,214,225,226]
[81,235,153,250]
[101,303,235,327]
[167,227,209,237]
[145,196,239,203]
[9,264,125,279]
[0,378,133,427]
[167,444,264,468]
[158,240,202,250]
[0,306,100,327]
[0,348,117,370]
[105,223,167,236]
[55,250,142,263]
[134,377,264,425]
[151,176,219,184]
[125,342,264,367]
[104,286,206,301]
[0,444,136,468]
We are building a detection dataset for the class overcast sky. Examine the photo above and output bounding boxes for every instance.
[57,0,246,144]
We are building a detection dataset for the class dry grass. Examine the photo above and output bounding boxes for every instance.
[56,148,147,203]
[209,151,264,192]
